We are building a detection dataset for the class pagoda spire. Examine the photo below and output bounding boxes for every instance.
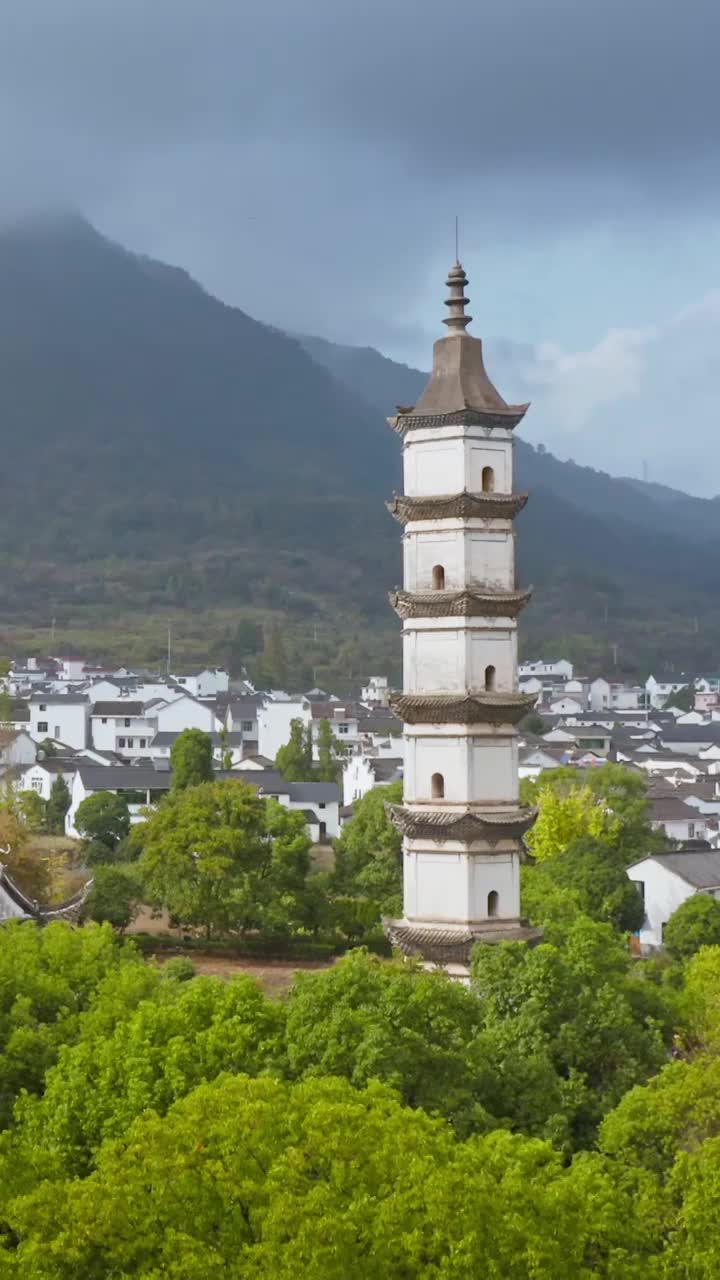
[443,261,472,334]
[402,260,529,424]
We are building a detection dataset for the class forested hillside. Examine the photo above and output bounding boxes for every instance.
[0,213,718,678]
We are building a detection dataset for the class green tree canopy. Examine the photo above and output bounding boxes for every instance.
[275,717,314,781]
[523,763,663,863]
[74,792,131,863]
[12,971,285,1178]
[138,780,312,938]
[315,717,343,782]
[664,895,720,961]
[0,921,141,1128]
[45,775,71,836]
[522,837,645,933]
[16,791,46,834]
[0,1074,659,1280]
[170,728,214,790]
[86,864,143,933]
[471,915,673,1147]
[332,780,402,914]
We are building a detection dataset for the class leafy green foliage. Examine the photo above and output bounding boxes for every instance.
[275,717,314,781]
[170,728,214,790]
[15,790,45,834]
[74,792,131,862]
[86,864,143,932]
[276,717,344,783]
[45,776,71,835]
[315,717,343,782]
[522,837,645,932]
[138,780,313,938]
[333,781,402,915]
[471,916,673,1147]
[0,921,140,1127]
[13,972,285,1177]
[524,764,664,864]
[664,895,720,960]
[1,1074,660,1280]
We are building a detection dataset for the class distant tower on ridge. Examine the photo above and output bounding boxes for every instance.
[385,259,540,979]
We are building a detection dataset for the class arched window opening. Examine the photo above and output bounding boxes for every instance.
[484,664,496,692]
[431,564,445,591]
[431,772,445,799]
[487,890,499,918]
[482,466,495,493]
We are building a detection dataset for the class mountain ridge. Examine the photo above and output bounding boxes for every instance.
[0,212,717,677]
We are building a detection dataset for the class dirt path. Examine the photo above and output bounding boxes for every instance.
[155,951,334,997]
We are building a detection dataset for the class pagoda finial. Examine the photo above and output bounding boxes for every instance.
[443,261,472,334]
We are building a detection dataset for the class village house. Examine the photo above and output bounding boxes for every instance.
[28,692,89,750]
[342,752,403,806]
[627,849,720,951]
[519,659,573,681]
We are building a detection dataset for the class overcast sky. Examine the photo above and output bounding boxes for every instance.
[2,0,720,493]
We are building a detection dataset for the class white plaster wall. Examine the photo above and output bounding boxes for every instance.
[403,625,517,694]
[155,697,217,734]
[343,756,376,805]
[404,735,517,805]
[404,440,464,495]
[468,630,517,691]
[468,532,513,589]
[257,701,312,762]
[404,849,519,922]
[404,528,514,593]
[30,703,88,749]
[467,440,512,493]
[628,859,696,949]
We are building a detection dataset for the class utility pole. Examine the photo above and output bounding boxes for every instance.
[167,625,172,674]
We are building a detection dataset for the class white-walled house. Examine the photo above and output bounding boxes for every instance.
[360,676,391,707]
[154,694,220,735]
[18,758,79,802]
[29,694,89,749]
[627,850,720,951]
[648,795,707,842]
[0,730,37,772]
[257,699,312,762]
[170,668,229,698]
[343,753,403,806]
[548,696,584,715]
[90,702,156,756]
[519,659,573,680]
[66,764,174,835]
[646,675,693,710]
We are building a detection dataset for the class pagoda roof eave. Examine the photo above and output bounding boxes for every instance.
[389,587,532,620]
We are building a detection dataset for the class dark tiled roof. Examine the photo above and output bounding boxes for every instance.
[29,693,88,705]
[639,851,720,888]
[91,702,145,717]
[661,724,720,743]
[648,796,703,822]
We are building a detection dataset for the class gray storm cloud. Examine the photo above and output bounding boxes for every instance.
[0,0,718,373]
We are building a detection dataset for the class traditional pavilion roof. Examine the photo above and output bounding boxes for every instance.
[387,491,528,524]
[386,803,537,844]
[384,918,542,965]
[389,587,532,620]
[388,262,529,431]
[390,691,537,726]
[0,865,92,924]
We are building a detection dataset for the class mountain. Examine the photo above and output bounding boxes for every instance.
[0,212,718,679]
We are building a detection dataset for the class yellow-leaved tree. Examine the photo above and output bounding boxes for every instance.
[525,783,619,862]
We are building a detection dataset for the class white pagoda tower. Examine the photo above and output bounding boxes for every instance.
[385,261,540,977]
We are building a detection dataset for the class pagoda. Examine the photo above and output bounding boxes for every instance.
[384,260,540,978]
